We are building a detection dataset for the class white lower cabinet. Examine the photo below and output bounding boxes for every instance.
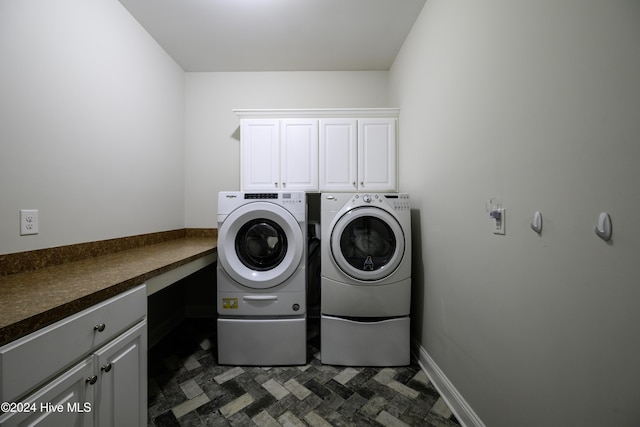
[0,358,95,427]
[0,285,147,427]
[94,320,146,427]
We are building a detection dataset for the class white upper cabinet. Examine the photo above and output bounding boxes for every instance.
[319,119,358,192]
[241,118,318,191]
[357,118,397,192]
[281,119,319,191]
[237,109,398,193]
[320,117,397,192]
[241,119,281,191]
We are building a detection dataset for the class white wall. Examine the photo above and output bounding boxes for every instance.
[184,71,389,227]
[0,0,185,255]
[390,1,640,426]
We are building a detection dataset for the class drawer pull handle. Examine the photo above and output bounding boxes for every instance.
[101,363,112,373]
[94,323,106,332]
[243,295,278,302]
[86,375,98,385]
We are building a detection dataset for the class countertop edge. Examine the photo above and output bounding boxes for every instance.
[0,236,217,347]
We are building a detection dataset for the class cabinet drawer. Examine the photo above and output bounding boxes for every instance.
[0,285,146,403]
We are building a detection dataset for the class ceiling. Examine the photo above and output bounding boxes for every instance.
[117,0,426,72]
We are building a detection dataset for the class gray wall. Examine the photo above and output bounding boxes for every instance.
[389,1,640,425]
[0,0,185,254]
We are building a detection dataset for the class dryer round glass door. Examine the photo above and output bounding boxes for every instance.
[330,206,405,282]
[218,202,304,289]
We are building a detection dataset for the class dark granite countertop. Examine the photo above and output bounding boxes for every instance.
[0,231,217,347]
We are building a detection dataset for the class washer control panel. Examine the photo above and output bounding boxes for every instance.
[243,192,303,204]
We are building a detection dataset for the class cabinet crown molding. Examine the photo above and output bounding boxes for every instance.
[233,108,399,119]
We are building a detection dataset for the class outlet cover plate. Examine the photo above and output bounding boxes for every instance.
[20,209,39,235]
[493,208,505,235]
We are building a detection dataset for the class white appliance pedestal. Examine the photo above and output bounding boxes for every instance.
[217,317,306,366]
[320,315,409,366]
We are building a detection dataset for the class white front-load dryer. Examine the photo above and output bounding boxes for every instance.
[320,192,411,366]
[217,191,306,366]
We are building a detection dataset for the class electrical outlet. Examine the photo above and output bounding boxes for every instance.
[492,208,505,235]
[20,209,39,235]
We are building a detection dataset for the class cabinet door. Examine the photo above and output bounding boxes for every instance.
[358,118,397,192]
[94,320,147,427]
[0,358,95,427]
[319,119,357,192]
[281,119,318,191]
[241,119,280,191]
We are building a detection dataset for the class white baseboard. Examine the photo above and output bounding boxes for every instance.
[412,339,485,427]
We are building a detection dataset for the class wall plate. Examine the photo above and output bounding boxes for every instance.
[491,208,505,235]
[20,209,39,235]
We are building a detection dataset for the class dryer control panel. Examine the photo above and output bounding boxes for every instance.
[384,194,411,211]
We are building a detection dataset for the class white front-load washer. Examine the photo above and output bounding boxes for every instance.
[217,191,306,365]
[320,193,411,366]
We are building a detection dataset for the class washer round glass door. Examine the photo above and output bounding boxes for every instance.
[218,202,304,289]
[330,206,405,282]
